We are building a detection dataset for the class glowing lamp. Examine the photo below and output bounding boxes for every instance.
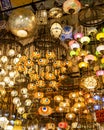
[58,121,68,129]
[34,92,44,99]
[54,95,63,102]
[84,54,97,63]
[65,113,76,120]
[96,32,104,41]
[8,8,36,38]
[60,26,73,41]
[87,27,97,35]
[63,0,81,14]
[46,123,55,130]
[50,22,62,38]
[79,62,88,68]
[14,120,22,126]
[13,125,22,130]
[102,97,104,102]
[70,50,78,57]
[49,7,63,18]
[40,97,50,105]
[56,107,64,113]
[25,99,32,106]
[4,125,13,130]
[68,40,80,50]
[96,45,104,54]
[82,76,97,90]
[94,104,101,110]
[17,106,25,114]
[93,95,101,100]
[38,106,53,116]
[80,36,90,44]
[74,32,83,40]
[96,70,104,76]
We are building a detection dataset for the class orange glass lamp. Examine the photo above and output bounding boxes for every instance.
[34,92,44,99]
[54,95,63,102]
[38,106,53,116]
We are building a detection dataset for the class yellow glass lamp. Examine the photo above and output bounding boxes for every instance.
[46,123,55,130]
[59,102,70,108]
[96,32,104,41]
[49,7,63,19]
[13,125,22,130]
[79,62,88,68]
[101,57,104,64]
[69,92,79,99]
[8,8,36,38]
[56,106,64,113]
[14,120,22,126]
[54,95,63,102]
[65,113,76,120]
[73,102,85,109]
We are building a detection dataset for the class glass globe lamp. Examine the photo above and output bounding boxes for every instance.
[63,0,81,14]
[17,106,25,114]
[1,56,8,63]
[8,49,15,57]
[50,22,62,38]
[8,8,36,38]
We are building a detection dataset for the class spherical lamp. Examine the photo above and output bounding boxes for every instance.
[63,0,81,14]
[8,8,36,38]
